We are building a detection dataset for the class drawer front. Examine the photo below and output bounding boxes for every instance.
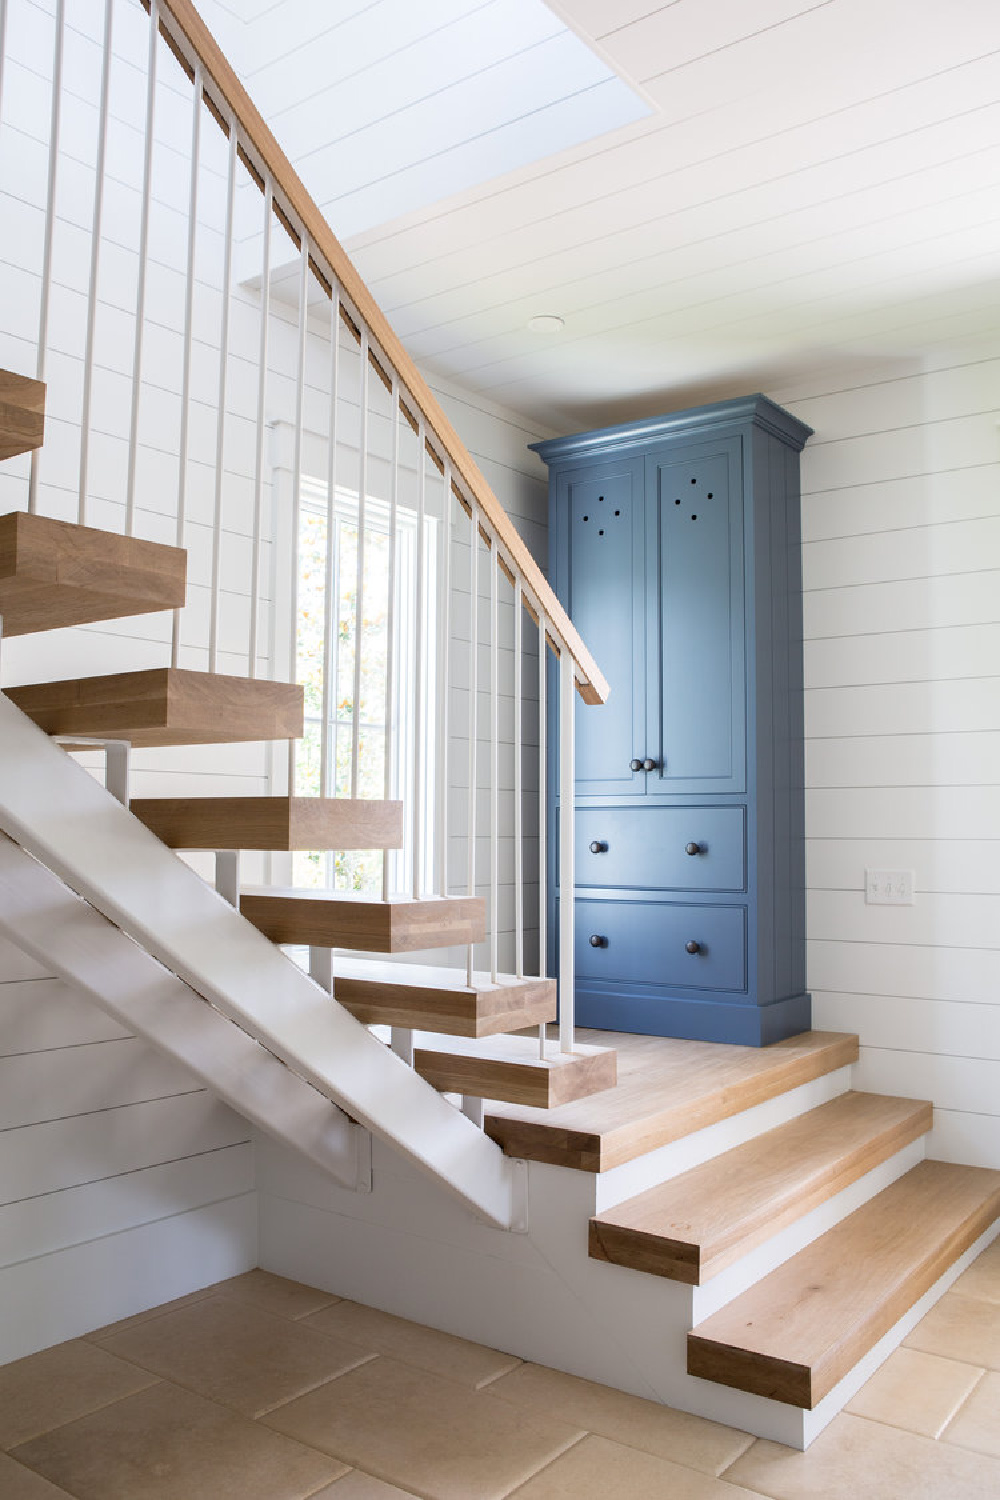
[574,806,745,892]
[575,898,747,993]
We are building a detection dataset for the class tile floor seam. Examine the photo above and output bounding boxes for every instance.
[250,1350,383,1419]
[475,1359,527,1391]
[500,1428,592,1499]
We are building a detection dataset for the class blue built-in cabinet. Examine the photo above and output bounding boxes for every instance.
[531,394,813,1047]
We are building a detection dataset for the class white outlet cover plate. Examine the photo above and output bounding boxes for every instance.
[865,869,916,905]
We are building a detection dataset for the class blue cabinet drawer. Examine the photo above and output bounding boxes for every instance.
[575,898,747,993]
[574,806,746,892]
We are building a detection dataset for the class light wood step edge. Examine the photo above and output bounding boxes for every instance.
[7,668,304,748]
[0,511,186,636]
[0,370,45,461]
[589,1091,932,1284]
[333,964,556,1038]
[131,795,403,851]
[240,889,486,953]
[485,1032,860,1173]
[687,1158,1000,1409]
[414,1039,617,1109]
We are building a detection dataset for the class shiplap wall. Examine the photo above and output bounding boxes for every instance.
[771,345,1000,1167]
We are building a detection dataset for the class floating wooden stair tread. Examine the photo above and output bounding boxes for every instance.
[0,370,45,460]
[130,795,403,851]
[240,888,485,953]
[589,1091,932,1284]
[6,668,303,748]
[687,1159,1000,1410]
[413,1033,617,1109]
[330,958,555,1037]
[484,1030,859,1172]
[0,511,186,636]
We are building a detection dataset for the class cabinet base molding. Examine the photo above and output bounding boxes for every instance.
[576,986,812,1049]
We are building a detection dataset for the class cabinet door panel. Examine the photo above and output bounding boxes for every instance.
[559,463,645,798]
[575,898,747,993]
[648,441,746,794]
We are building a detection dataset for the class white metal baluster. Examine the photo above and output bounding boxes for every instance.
[436,460,452,897]
[381,377,400,897]
[411,423,426,899]
[489,540,499,983]
[0,0,8,129]
[288,232,309,795]
[171,60,201,669]
[514,580,524,979]
[465,501,479,987]
[208,115,237,674]
[27,0,65,516]
[350,332,370,800]
[320,294,341,800]
[77,0,113,527]
[125,0,159,537]
[248,177,272,678]
[558,649,576,1054]
[538,611,547,1058]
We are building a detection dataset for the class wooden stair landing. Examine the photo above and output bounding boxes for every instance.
[240,889,485,953]
[687,1159,1000,1409]
[131,795,403,851]
[6,668,304,747]
[0,370,45,460]
[0,511,187,637]
[330,958,555,1037]
[589,1091,932,1284]
[413,1033,617,1109]
[483,1030,859,1172]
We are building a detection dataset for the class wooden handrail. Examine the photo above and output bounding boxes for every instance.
[154,0,608,705]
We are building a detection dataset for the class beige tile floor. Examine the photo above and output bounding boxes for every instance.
[2,1241,1000,1499]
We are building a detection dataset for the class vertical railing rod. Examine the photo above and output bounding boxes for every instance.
[381,376,400,897]
[208,115,237,673]
[411,422,426,899]
[248,177,272,678]
[514,580,524,979]
[0,0,8,132]
[171,60,201,668]
[350,332,369,800]
[436,460,452,898]
[125,0,160,537]
[288,231,309,795]
[538,612,548,1058]
[320,293,341,802]
[77,0,113,528]
[465,501,479,987]
[27,0,65,516]
[489,538,499,983]
[558,650,576,1054]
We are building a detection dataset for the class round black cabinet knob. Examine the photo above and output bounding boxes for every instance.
[685,842,701,856]
[685,940,702,955]
[629,758,642,772]
[589,839,608,854]
[589,934,607,948]
[642,758,657,772]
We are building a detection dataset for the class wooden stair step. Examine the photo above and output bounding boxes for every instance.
[0,511,186,636]
[6,668,303,747]
[413,1032,617,1109]
[240,889,485,953]
[484,1030,860,1172]
[131,795,403,851]
[687,1158,1000,1410]
[589,1091,932,1284]
[0,370,45,460]
[330,958,556,1037]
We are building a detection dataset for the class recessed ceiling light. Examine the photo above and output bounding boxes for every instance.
[527,314,565,334]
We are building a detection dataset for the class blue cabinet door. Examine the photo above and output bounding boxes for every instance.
[554,460,646,799]
[646,439,746,795]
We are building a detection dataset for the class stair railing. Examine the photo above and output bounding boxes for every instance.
[0,0,608,1076]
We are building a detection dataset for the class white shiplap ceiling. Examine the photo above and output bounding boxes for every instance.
[206,0,1000,431]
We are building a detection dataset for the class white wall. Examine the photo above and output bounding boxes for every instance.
[770,346,1000,1167]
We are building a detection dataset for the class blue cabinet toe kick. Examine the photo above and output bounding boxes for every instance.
[575,986,813,1048]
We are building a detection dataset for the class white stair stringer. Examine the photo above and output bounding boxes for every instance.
[0,834,366,1190]
[0,695,515,1228]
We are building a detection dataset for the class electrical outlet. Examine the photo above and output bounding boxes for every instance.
[865,869,915,905]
